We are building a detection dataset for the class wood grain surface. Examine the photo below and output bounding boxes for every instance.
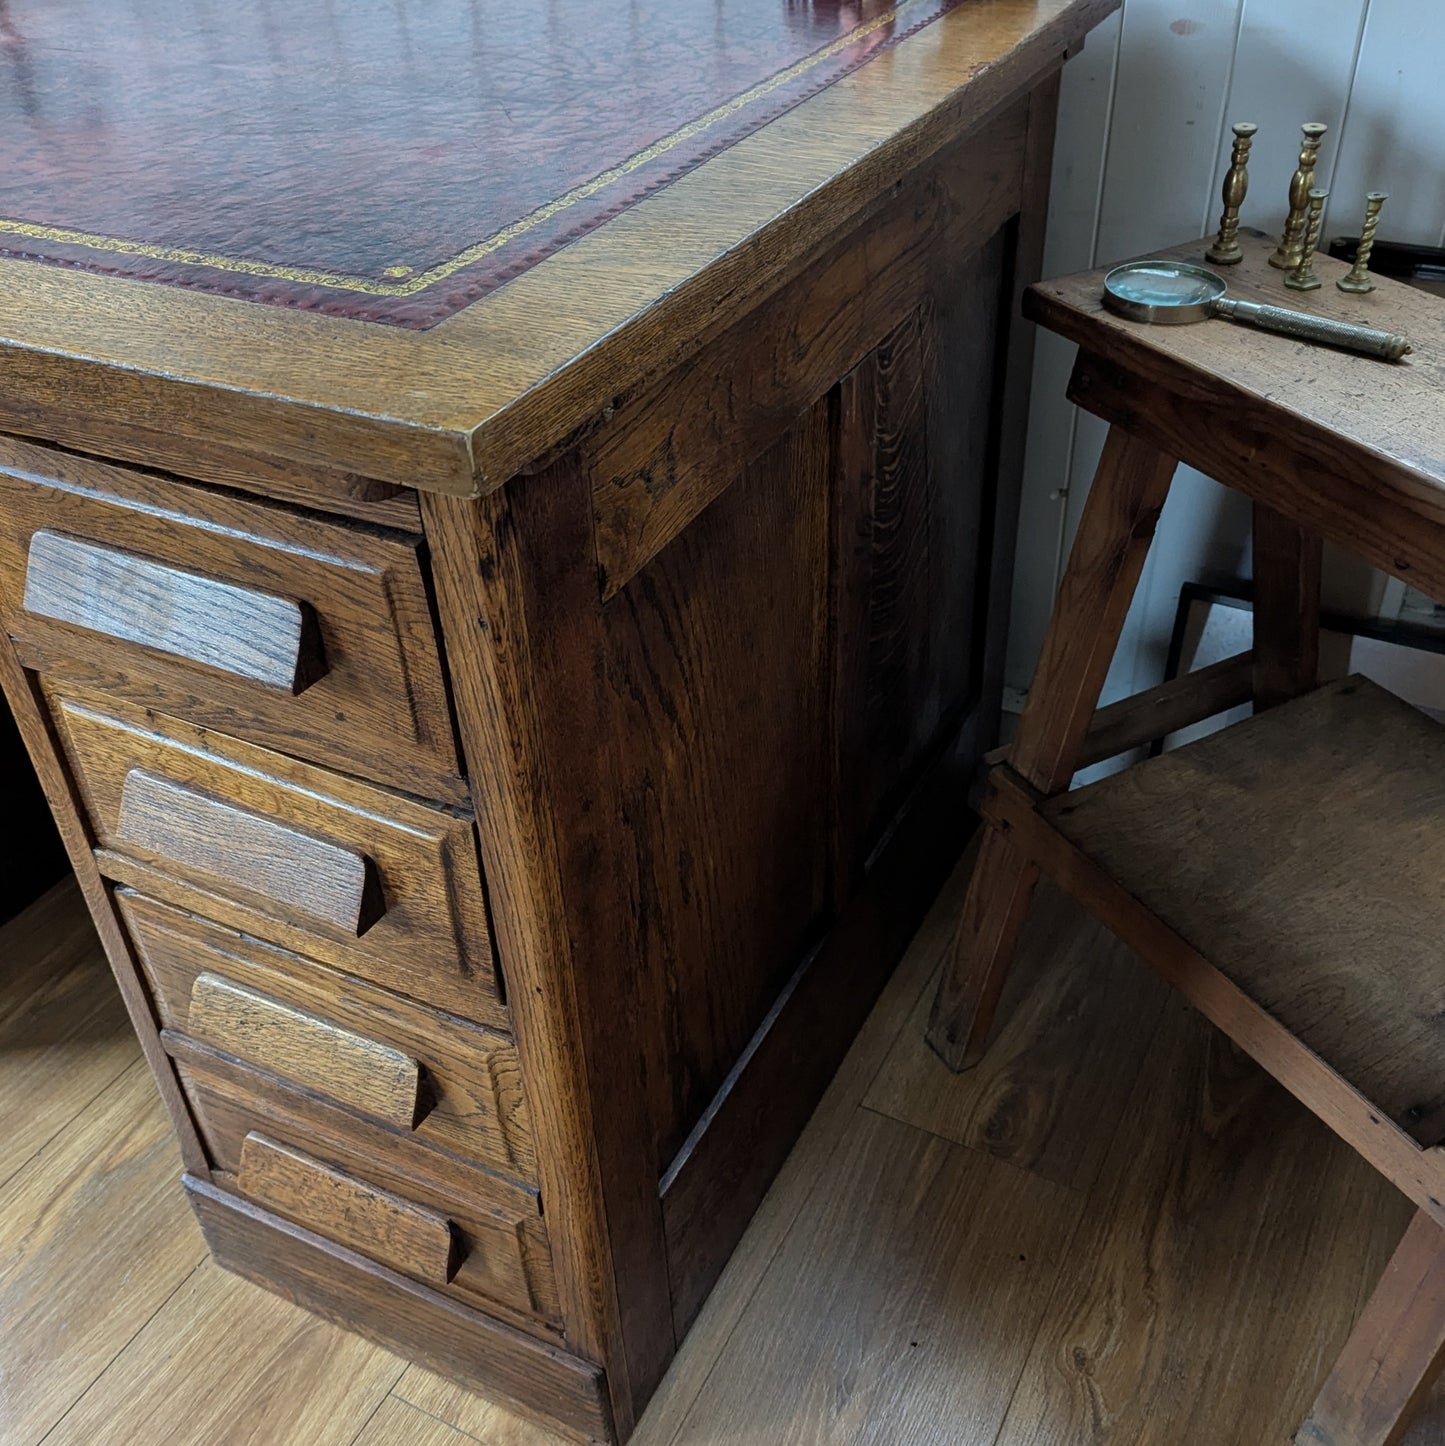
[1047,677,1445,1146]
[994,992,1412,1446]
[23,529,328,694]
[0,437,462,800]
[0,0,1113,496]
[0,878,139,1189]
[1073,649,1255,768]
[42,1256,406,1446]
[120,889,534,1178]
[0,1062,206,1444]
[9,854,1442,1446]
[189,1179,613,1444]
[668,1107,1077,1445]
[1299,1209,1445,1446]
[983,763,1445,1226]
[189,974,424,1131]
[605,406,832,1171]
[588,110,1023,599]
[870,882,1168,1193]
[1042,236,1445,602]
[0,592,210,1178]
[118,770,387,938]
[1251,502,1322,711]
[237,1133,463,1288]
[351,1397,487,1446]
[48,688,501,1028]
[660,729,976,1340]
[172,1039,556,1330]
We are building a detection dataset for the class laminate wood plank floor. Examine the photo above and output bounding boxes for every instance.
[1,866,1436,1445]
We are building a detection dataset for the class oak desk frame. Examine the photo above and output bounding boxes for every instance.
[0,3,1118,1441]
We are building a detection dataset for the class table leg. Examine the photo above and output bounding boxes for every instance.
[1296,1207,1445,1446]
[1253,501,1322,710]
[925,425,1177,1070]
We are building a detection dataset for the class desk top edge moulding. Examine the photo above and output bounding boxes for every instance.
[0,0,1117,495]
[0,2,1117,1441]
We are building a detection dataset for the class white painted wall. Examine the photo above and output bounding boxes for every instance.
[1007,0,1445,707]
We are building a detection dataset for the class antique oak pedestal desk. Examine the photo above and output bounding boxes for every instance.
[0,1,1115,1439]
[928,236,1445,1445]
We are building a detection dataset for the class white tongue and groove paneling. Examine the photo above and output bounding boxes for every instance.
[1008,0,1445,723]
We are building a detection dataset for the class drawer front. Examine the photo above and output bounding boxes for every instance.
[238,1133,463,1286]
[119,890,534,1180]
[173,1045,559,1331]
[0,436,462,802]
[50,688,504,1029]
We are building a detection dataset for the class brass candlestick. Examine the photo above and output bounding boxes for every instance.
[1285,189,1328,290]
[1206,121,1258,265]
[1269,122,1329,269]
[1338,191,1388,293]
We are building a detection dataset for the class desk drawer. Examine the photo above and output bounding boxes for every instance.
[0,436,462,802]
[119,890,533,1180]
[172,1042,560,1332]
[48,688,504,1030]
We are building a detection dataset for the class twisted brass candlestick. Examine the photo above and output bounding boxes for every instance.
[1285,189,1328,290]
[1270,122,1328,269]
[1338,192,1388,293]
[1206,121,1258,265]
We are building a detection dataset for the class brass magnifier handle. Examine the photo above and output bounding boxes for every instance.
[1209,297,1412,361]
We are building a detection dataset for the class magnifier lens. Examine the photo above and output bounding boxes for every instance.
[1106,265,1222,308]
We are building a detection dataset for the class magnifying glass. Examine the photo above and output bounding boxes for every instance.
[1103,260,1412,361]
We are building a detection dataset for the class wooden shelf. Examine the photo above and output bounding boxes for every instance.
[1044,677,1445,1148]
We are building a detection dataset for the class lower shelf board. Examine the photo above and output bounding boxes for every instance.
[184,1176,613,1446]
[1044,675,1445,1147]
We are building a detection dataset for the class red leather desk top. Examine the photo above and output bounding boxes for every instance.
[0,0,969,328]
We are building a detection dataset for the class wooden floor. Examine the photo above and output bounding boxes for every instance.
[5,858,1443,1446]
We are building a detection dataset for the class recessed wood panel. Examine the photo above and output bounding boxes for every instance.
[833,235,1007,888]
[602,402,833,1168]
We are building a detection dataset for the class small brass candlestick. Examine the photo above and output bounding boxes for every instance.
[1285,189,1328,290]
[1338,191,1388,293]
[1269,121,1329,269]
[1206,121,1258,265]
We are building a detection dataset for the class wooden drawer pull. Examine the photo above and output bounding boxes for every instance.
[118,770,387,936]
[237,1133,463,1285]
[23,530,327,694]
[188,973,427,1129]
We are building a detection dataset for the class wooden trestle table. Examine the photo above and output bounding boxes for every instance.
[927,232,1445,1446]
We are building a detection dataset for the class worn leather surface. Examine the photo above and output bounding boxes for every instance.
[0,0,969,328]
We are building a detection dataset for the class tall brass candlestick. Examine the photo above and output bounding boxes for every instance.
[1206,121,1258,265]
[1338,192,1388,293]
[1269,122,1329,269]
[1285,189,1328,290]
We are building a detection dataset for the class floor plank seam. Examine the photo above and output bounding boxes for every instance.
[337,1359,411,1446]
[34,1256,210,1446]
[0,1053,144,1194]
[985,1180,1099,1446]
[377,1393,487,1445]
[655,1115,867,1444]
[853,1101,1093,1198]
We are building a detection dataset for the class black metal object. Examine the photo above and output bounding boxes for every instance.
[0,698,68,924]
[1153,580,1445,757]
[1326,236,1445,285]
